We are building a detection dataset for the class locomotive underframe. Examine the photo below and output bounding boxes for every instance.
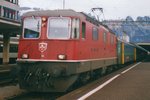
[18,58,117,92]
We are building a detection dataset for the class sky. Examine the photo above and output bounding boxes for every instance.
[19,0,150,20]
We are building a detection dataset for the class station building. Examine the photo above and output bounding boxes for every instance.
[0,0,20,64]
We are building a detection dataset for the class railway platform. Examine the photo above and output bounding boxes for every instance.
[58,57,150,100]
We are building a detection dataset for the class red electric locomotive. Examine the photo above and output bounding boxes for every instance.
[17,9,117,92]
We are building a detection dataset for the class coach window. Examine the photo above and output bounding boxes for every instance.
[23,17,41,39]
[103,32,107,43]
[92,27,98,40]
[71,18,80,39]
[82,22,86,39]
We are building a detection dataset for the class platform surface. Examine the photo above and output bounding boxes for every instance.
[58,59,150,100]
[85,61,150,100]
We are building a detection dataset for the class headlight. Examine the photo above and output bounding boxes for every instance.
[22,54,29,59]
[42,17,47,22]
[58,54,67,60]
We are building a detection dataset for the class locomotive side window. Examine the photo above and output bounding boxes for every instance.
[92,27,98,40]
[71,18,80,39]
[23,17,41,39]
[48,17,71,39]
[82,22,86,39]
[111,35,114,45]
[103,32,107,43]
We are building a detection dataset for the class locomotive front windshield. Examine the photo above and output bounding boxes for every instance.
[47,17,71,39]
[23,17,41,39]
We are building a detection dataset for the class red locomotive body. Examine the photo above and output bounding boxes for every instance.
[17,10,117,92]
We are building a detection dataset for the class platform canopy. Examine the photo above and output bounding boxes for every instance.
[0,17,20,64]
[0,18,21,33]
[137,43,150,52]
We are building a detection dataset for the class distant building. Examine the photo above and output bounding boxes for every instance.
[0,0,20,64]
[0,0,20,35]
[0,0,19,21]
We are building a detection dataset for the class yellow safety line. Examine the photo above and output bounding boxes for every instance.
[134,48,137,62]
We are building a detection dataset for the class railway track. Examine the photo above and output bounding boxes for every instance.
[6,92,66,100]
[0,69,17,86]
[0,70,12,84]
[0,64,18,86]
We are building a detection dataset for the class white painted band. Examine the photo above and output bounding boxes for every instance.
[17,57,117,62]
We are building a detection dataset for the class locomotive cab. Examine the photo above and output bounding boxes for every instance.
[18,16,83,61]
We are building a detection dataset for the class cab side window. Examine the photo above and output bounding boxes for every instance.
[71,18,80,39]
[82,22,86,39]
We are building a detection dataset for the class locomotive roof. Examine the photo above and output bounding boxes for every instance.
[22,9,115,35]
[22,9,85,19]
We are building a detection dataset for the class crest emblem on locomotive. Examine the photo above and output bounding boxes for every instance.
[39,42,48,52]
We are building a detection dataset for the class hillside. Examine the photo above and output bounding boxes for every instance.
[104,16,150,43]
